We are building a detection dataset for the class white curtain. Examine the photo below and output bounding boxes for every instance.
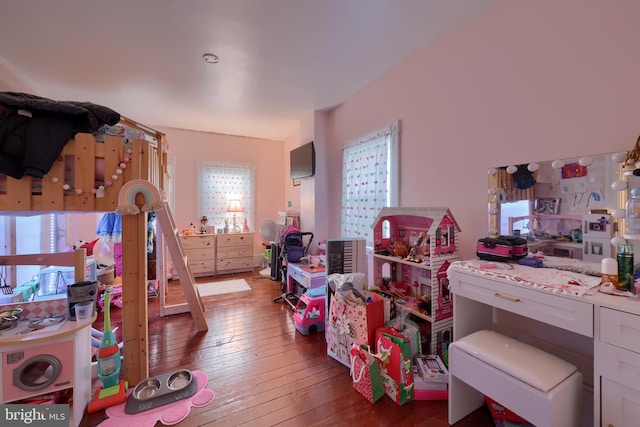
[341,121,399,248]
[198,160,255,232]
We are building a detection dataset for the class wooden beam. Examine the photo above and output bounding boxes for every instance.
[121,192,149,385]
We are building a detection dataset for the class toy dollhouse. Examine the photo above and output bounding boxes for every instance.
[372,207,461,360]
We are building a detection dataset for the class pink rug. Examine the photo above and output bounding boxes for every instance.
[99,370,215,426]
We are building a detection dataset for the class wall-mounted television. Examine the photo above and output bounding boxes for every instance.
[290,141,315,180]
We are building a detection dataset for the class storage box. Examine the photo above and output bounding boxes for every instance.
[414,388,448,400]
[485,396,534,427]
[415,354,449,383]
[412,365,446,390]
[412,365,447,400]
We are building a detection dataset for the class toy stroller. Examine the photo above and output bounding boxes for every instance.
[273,225,313,309]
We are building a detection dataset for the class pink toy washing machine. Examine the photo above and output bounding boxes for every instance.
[2,339,74,402]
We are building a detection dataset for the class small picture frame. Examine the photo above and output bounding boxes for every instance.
[534,198,560,215]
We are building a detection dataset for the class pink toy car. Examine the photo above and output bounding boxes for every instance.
[293,286,326,335]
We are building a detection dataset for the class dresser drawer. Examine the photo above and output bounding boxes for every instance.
[450,270,593,337]
[216,257,252,272]
[600,307,640,353]
[189,260,215,274]
[181,235,215,250]
[288,265,310,288]
[186,248,215,263]
[217,246,252,259]
[217,233,252,247]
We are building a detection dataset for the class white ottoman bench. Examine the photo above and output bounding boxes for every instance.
[448,329,583,426]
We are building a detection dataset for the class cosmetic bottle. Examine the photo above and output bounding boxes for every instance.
[601,257,618,286]
[617,243,634,291]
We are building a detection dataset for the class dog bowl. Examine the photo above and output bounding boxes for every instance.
[133,378,161,400]
[167,370,191,390]
[125,369,198,414]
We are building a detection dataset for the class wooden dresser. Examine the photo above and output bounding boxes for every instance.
[180,234,216,277]
[179,232,254,278]
[216,232,254,274]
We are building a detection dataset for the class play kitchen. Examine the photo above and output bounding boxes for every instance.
[0,287,98,427]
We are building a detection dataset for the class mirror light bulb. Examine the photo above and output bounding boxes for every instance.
[612,152,627,163]
[488,228,498,236]
[612,208,626,219]
[488,167,497,176]
[611,236,627,247]
[488,188,497,195]
[527,163,539,172]
[612,180,627,191]
[552,159,565,169]
[506,165,517,174]
[579,156,593,166]
[488,208,498,215]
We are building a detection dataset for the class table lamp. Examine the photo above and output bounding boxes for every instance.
[227,200,244,232]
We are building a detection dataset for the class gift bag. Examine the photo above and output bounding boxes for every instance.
[349,343,385,403]
[386,305,422,358]
[376,327,415,406]
[326,289,385,367]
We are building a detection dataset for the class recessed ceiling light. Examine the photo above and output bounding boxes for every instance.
[202,53,219,64]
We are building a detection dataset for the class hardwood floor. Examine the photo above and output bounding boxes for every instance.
[81,269,494,426]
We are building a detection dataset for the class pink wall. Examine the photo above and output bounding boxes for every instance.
[156,126,287,255]
[3,1,640,263]
[319,0,640,259]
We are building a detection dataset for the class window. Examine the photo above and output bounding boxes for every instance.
[341,121,399,249]
[0,213,66,286]
[198,161,255,232]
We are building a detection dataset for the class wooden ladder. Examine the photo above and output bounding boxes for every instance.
[155,202,208,332]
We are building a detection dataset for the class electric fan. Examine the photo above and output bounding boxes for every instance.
[257,218,283,276]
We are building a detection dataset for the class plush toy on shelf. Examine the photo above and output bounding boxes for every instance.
[200,216,209,234]
[389,240,408,258]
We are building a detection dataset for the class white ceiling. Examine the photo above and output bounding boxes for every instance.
[1,0,497,140]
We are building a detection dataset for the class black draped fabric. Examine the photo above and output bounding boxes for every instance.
[513,164,537,190]
[0,92,121,178]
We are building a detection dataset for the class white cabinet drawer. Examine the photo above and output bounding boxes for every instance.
[450,270,593,337]
[598,341,640,391]
[288,266,310,288]
[601,375,640,427]
[600,307,640,353]
[181,235,215,250]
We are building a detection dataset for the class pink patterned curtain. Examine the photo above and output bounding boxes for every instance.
[341,122,398,248]
[198,161,255,231]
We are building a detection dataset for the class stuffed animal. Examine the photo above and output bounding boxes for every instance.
[389,241,408,258]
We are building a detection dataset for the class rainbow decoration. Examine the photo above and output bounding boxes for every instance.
[116,179,165,215]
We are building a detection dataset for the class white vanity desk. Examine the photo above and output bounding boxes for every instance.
[448,259,640,427]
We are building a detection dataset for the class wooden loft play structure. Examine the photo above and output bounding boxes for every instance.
[0,113,207,385]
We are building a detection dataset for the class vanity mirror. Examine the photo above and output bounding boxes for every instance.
[487,152,631,261]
